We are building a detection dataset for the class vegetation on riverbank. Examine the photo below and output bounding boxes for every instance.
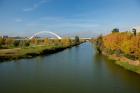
[94,28,140,74]
[108,54,140,74]
[0,36,84,62]
[116,61,140,74]
[0,45,71,61]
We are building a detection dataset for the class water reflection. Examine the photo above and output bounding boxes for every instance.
[93,51,140,93]
[0,43,140,93]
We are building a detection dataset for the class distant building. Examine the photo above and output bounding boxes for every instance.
[135,27,140,32]
[131,27,140,33]
[2,35,8,38]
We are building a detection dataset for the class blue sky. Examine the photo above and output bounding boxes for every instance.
[0,0,140,37]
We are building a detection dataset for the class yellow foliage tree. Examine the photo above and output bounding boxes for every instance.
[44,38,50,45]
[5,38,14,47]
[102,31,140,59]
[61,38,72,47]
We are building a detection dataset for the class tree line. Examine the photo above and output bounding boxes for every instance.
[0,36,81,49]
[95,28,140,60]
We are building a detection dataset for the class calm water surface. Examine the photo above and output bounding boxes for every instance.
[0,42,140,93]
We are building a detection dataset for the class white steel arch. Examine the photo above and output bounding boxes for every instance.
[29,31,62,39]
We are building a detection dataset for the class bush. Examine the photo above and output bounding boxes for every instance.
[13,40,20,47]
[24,41,30,47]
[124,54,136,60]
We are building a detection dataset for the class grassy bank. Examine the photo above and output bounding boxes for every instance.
[102,51,140,74]
[0,43,81,62]
[116,61,140,74]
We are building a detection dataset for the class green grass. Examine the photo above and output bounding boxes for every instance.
[105,53,140,74]
[0,45,71,61]
[116,61,140,74]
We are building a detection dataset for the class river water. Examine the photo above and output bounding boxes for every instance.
[0,42,140,93]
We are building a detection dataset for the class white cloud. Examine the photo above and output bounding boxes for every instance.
[23,0,48,12]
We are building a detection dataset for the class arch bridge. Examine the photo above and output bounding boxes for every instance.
[29,31,62,39]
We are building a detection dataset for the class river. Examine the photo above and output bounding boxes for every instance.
[0,42,140,93]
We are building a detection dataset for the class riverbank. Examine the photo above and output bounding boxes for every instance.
[0,43,82,62]
[94,31,140,75]
[102,51,140,74]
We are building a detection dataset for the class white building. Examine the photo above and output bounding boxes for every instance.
[135,27,140,32]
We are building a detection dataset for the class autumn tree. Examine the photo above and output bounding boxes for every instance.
[53,39,61,46]
[61,38,72,47]
[100,31,140,59]
[44,38,50,45]
[31,38,38,45]
[5,38,14,47]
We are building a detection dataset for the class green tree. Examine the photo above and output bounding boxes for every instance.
[96,35,104,54]
[0,37,3,48]
[132,28,136,36]
[112,28,119,33]
[13,40,20,47]
[24,40,30,47]
[75,36,80,44]
[19,40,24,47]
